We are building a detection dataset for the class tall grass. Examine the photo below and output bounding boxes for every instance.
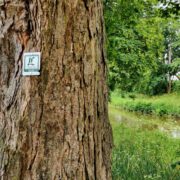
[112,124,180,180]
[110,92,180,117]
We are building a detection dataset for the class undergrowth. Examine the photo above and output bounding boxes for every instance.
[112,124,180,180]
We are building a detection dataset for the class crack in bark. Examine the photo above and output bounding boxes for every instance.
[82,0,89,11]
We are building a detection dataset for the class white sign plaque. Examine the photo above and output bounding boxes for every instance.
[22,52,41,76]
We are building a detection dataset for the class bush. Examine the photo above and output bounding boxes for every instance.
[173,81,180,93]
[146,76,168,95]
[155,104,168,116]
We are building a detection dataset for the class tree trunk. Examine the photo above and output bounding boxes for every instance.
[0,0,112,179]
[167,44,172,93]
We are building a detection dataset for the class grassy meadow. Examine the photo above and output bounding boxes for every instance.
[110,91,180,179]
[111,120,180,180]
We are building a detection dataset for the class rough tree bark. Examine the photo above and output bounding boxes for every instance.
[0,0,112,179]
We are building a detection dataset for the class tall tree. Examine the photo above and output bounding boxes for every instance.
[104,0,179,95]
[104,0,164,93]
[163,18,180,93]
[0,0,112,179]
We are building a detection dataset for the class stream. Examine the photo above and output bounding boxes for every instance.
[109,106,180,138]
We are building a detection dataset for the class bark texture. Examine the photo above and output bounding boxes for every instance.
[0,0,112,179]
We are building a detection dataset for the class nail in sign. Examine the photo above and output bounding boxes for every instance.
[22,52,41,76]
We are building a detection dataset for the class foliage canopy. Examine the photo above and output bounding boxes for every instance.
[104,0,180,95]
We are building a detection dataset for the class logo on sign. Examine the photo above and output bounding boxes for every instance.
[22,52,41,76]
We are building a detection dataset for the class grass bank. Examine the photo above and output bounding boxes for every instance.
[111,122,180,179]
[110,92,180,117]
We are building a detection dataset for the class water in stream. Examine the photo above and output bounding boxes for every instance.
[109,106,180,139]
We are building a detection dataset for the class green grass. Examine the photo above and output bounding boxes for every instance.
[111,123,180,180]
[110,92,180,117]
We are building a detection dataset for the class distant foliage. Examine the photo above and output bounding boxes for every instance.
[104,0,180,95]
[158,0,180,17]
[173,81,180,92]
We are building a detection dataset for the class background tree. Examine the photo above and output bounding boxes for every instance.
[158,0,180,17]
[0,0,112,179]
[104,0,164,93]
[163,18,180,93]
[104,0,180,95]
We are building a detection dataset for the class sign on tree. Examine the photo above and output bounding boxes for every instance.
[22,52,41,76]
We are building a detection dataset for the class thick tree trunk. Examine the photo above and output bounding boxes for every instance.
[0,0,112,179]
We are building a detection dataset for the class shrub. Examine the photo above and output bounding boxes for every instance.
[173,81,180,93]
